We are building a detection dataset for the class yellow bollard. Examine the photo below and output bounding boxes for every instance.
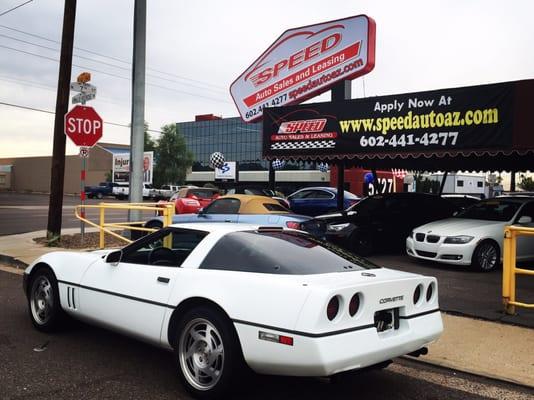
[99,205,105,249]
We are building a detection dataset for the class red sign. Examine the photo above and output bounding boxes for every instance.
[64,105,103,147]
[230,15,376,122]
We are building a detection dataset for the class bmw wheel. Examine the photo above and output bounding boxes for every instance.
[28,268,65,332]
[471,241,499,272]
[174,306,243,399]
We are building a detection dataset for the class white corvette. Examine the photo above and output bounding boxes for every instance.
[24,223,442,398]
[407,197,534,271]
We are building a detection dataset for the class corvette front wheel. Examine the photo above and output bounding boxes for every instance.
[174,306,243,399]
[28,268,65,332]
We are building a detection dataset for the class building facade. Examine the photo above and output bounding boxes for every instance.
[180,114,330,194]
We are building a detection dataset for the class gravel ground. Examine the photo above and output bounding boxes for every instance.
[33,231,128,249]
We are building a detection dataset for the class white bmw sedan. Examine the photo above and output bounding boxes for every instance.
[24,223,442,398]
[407,197,534,271]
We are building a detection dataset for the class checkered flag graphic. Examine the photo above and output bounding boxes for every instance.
[270,140,336,150]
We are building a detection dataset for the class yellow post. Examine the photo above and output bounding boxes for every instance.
[99,205,105,249]
[502,227,511,308]
[508,230,517,315]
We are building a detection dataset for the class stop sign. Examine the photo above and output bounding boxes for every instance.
[64,105,103,147]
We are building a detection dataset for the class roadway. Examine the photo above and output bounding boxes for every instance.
[1,271,532,400]
[0,192,156,236]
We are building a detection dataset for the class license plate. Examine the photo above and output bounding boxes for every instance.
[374,308,399,332]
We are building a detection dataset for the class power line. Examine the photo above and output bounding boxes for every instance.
[0,23,227,91]
[0,43,231,103]
[0,32,228,94]
[0,0,33,17]
[0,100,163,134]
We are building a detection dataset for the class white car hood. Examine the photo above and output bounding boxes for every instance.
[414,218,506,235]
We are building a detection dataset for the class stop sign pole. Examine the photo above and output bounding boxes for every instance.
[65,73,102,242]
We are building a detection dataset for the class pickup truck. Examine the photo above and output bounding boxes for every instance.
[113,183,154,200]
[84,182,120,199]
[152,184,180,200]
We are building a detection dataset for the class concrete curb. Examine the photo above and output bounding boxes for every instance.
[403,352,534,390]
[0,254,28,269]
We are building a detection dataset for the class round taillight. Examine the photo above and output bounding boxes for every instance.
[413,284,422,305]
[349,293,360,317]
[327,296,339,321]
[426,282,435,302]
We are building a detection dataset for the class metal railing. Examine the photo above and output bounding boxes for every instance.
[74,202,174,249]
[502,225,534,314]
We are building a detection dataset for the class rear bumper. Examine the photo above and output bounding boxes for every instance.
[235,309,443,376]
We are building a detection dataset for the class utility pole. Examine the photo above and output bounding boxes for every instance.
[129,0,147,222]
[46,0,77,242]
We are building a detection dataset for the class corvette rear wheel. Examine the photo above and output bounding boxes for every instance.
[28,268,65,332]
[472,241,499,272]
[174,306,243,399]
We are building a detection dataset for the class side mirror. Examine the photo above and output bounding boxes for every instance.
[197,208,207,216]
[453,211,459,216]
[105,250,123,266]
[517,215,533,225]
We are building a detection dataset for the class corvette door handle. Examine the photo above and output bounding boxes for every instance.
[157,277,170,283]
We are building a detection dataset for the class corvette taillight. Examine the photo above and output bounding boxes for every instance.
[286,221,301,229]
[349,293,361,317]
[426,282,435,302]
[413,284,423,305]
[327,296,339,321]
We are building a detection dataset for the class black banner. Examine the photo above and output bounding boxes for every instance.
[263,81,516,158]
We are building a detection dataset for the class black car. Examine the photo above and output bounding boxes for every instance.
[316,192,459,256]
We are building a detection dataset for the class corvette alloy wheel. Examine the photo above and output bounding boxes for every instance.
[178,318,225,391]
[30,275,54,325]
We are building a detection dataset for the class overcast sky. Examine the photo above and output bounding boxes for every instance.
[0,0,533,157]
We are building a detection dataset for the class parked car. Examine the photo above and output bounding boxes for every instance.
[441,194,480,210]
[145,194,326,238]
[153,184,182,200]
[113,183,153,200]
[159,187,220,214]
[84,182,120,199]
[226,186,290,208]
[287,187,360,216]
[23,222,442,398]
[315,193,459,256]
[407,196,534,271]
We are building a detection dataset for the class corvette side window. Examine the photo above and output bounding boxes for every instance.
[204,198,240,214]
[121,229,207,267]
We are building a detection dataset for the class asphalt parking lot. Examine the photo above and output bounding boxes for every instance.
[1,271,533,400]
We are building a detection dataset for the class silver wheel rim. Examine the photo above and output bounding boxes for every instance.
[30,276,54,325]
[477,243,497,270]
[178,318,224,391]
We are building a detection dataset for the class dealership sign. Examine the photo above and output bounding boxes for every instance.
[215,161,237,180]
[230,15,376,122]
[263,81,522,158]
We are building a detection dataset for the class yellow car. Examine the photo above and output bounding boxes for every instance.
[145,194,326,237]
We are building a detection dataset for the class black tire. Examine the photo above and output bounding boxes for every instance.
[471,240,500,272]
[350,233,374,257]
[173,306,244,399]
[96,192,103,199]
[27,267,65,332]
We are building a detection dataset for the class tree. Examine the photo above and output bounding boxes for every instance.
[518,174,534,191]
[144,122,156,152]
[153,124,193,187]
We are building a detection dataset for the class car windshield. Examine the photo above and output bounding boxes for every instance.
[200,230,379,274]
[347,195,383,213]
[455,199,522,221]
[188,189,218,198]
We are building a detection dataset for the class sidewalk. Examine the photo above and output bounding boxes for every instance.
[1,230,533,388]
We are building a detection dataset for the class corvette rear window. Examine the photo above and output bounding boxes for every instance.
[199,231,379,274]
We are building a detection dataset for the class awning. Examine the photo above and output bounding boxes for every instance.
[262,79,534,171]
